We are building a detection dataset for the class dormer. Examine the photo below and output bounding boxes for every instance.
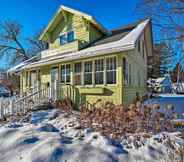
[40,6,109,59]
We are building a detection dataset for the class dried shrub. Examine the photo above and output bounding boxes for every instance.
[80,101,176,139]
[55,98,76,112]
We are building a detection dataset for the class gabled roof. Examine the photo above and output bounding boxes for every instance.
[23,19,151,69]
[39,5,109,41]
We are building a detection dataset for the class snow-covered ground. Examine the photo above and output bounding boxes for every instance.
[145,94,184,119]
[0,109,183,162]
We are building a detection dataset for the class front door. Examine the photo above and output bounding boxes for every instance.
[51,67,59,99]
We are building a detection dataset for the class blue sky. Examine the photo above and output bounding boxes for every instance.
[0,0,140,69]
[0,0,139,38]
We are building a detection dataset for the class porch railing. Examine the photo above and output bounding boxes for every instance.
[0,80,80,120]
[0,84,50,119]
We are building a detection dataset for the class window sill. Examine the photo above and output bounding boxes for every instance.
[79,87,105,94]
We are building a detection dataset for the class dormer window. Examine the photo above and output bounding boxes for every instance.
[60,34,67,45]
[67,31,74,42]
[59,31,75,45]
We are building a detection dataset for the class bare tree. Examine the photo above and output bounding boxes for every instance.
[27,31,48,57]
[0,20,47,67]
[136,0,184,78]
[136,0,184,41]
[0,20,28,63]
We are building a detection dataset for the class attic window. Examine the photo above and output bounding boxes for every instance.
[59,31,75,45]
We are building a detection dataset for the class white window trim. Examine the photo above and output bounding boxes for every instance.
[84,61,93,85]
[59,30,76,45]
[106,56,117,85]
[60,64,71,84]
[73,56,118,87]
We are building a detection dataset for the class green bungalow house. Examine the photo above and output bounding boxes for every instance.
[10,5,153,106]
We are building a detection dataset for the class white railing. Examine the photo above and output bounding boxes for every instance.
[0,80,77,120]
[0,85,50,119]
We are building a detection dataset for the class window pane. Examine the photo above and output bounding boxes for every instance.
[95,72,103,84]
[61,65,65,83]
[66,74,70,83]
[67,31,74,42]
[66,64,70,74]
[60,65,70,84]
[95,59,103,71]
[107,71,116,84]
[60,34,67,45]
[84,61,92,85]
[74,63,82,85]
[107,57,116,70]
[95,59,104,84]
[84,73,92,85]
[61,75,65,83]
[106,57,116,84]
[74,63,81,73]
[84,61,92,72]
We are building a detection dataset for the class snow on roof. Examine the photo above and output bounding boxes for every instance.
[23,19,150,69]
[7,55,39,74]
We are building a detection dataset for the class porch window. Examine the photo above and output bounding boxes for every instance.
[74,62,82,85]
[61,64,71,84]
[84,61,92,85]
[106,57,116,84]
[123,58,128,85]
[95,59,104,84]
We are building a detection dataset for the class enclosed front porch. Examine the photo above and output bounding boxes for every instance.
[20,52,146,106]
[20,53,125,106]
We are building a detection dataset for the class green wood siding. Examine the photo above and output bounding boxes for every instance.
[49,12,90,50]
[89,24,104,43]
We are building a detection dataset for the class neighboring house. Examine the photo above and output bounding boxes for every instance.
[148,75,172,93]
[10,6,153,105]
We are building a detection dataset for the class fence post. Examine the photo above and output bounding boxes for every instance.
[9,99,13,115]
[0,99,2,119]
[54,80,58,101]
